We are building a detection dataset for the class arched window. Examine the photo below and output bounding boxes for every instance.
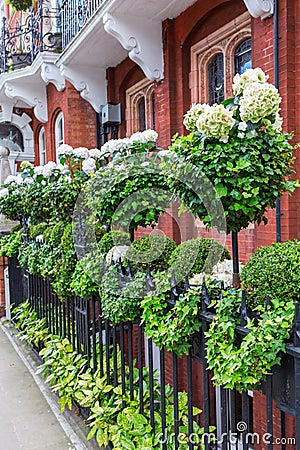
[208,53,224,104]
[137,97,146,131]
[235,38,252,74]
[55,111,64,161]
[190,12,251,103]
[126,79,155,135]
[38,127,46,165]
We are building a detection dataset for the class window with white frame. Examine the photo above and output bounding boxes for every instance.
[190,12,251,105]
[126,78,155,135]
[38,127,46,165]
[55,111,64,161]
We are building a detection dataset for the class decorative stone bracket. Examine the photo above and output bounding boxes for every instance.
[60,65,107,113]
[103,12,164,81]
[4,81,47,123]
[41,63,66,91]
[243,0,274,19]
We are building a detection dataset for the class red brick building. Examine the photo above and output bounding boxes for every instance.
[0,0,298,260]
[0,0,299,447]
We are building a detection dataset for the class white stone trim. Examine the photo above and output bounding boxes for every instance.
[103,12,163,81]
[243,0,274,19]
[41,62,66,91]
[60,65,107,113]
[4,81,47,123]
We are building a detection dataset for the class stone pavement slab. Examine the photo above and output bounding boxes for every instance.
[0,324,76,450]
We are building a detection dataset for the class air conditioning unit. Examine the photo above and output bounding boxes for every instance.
[101,104,121,125]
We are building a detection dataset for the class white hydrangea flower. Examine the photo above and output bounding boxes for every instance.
[239,82,281,123]
[129,131,143,143]
[56,163,69,174]
[4,175,17,185]
[189,259,244,288]
[233,68,269,96]
[34,166,45,177]
[0,188,9,198]
[238,132,245,139]
[23,177,34,185]
[106,245,129,264]
[82,157,96,175]
[238,121,248,131]
[20,161,33,169]
[89,148,102,159]
[57,144,74,157]
[140,129,158,143]
[15,174,23,185]
[183,103,211,132]
[196,104,235,140]
[73,147,89,159]
[42,161,57,178]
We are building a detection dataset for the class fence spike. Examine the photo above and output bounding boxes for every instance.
[145,263,156,292]
[169,269,178,305]
[201,277,210,310]
[183,272,190,293]
[126,260,132,278]
[117,257,124,275]
[240,290,248,327]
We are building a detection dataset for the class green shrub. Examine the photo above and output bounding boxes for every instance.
[241,240,300,309]
[98,230,131,254]
[124,234,177,273]
[0,228,23,257]
[169,238,230,283]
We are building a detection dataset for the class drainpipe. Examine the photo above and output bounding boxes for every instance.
[274,0,281,242]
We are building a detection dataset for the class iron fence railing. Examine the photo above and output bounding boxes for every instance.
[60,0,107,48]
[0,0,108,73]
[8,256,300,449]
[0,0,61,73]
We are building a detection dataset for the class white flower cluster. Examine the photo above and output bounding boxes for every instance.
[99,129,158,160]
[0,187,9,198]
[232,67,269,96]
[196,104,235,142]
[82,158,96,175]
[106,245,129,265]
[239,82,281,124]
[183,103,210,132]
[189,259,244,288]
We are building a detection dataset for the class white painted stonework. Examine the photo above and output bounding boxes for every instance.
[60,65,107,112]
[103,12,164,81]
[242,0,274,19]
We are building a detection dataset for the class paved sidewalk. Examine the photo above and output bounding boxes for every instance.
[0,323,78,450]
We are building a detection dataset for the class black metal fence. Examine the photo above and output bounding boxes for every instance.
[0,0,61,73]
[7,256,300,449]
[60,0,107,48]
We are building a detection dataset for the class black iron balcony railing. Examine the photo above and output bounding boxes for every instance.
[60,0,107,48]
[0,0,109,74]
[0,0,61,73]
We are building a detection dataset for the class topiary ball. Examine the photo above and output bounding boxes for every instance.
[124,233,177,273]
[98,230,131,255]
[241,240,300,309]
[169,237,230,283]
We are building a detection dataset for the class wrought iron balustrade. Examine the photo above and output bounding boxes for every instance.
[60,0,107,48]
[0,0,61,73]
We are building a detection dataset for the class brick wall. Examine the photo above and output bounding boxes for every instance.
[31,81,97,162]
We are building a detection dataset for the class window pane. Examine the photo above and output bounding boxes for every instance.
[151,92,156,130]
[235,38,252,74]
[39,128,46,165]
[208,53,224,104]
[138,97,146,131]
